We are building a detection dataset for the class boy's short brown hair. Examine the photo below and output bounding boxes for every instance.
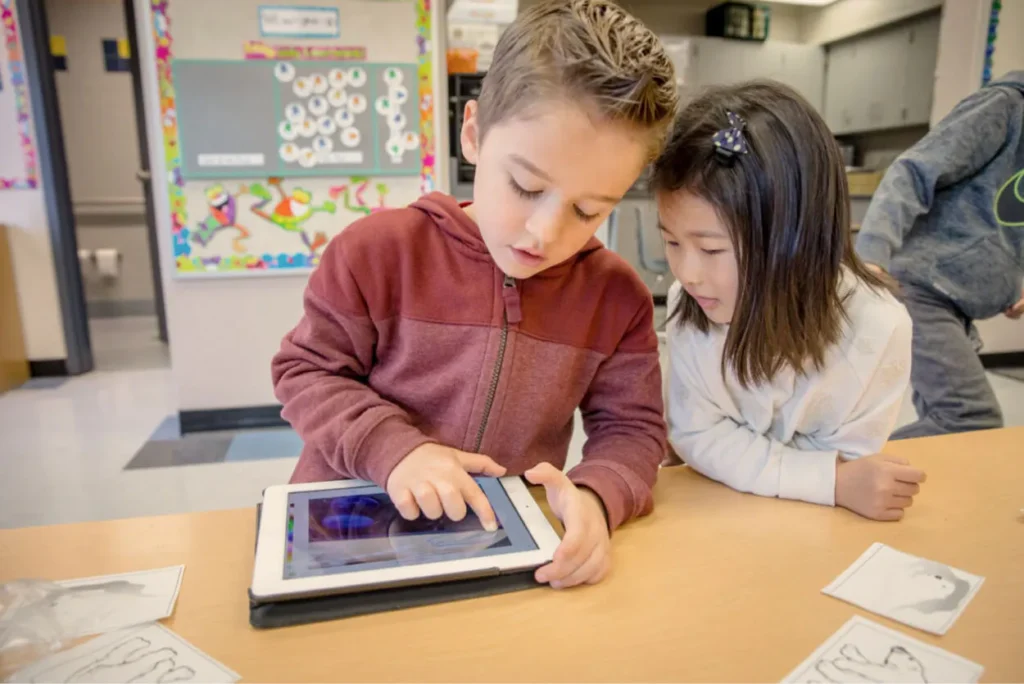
[476,0,677,157]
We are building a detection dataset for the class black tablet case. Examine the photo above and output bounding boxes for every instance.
[248,505,541,629]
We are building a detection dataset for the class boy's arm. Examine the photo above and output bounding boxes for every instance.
[856,88,1014,271]
[569,296,666,531]
[272,235,434,485]
[667,308,911,507]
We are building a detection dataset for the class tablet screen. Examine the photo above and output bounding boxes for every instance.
[284,478,539,579]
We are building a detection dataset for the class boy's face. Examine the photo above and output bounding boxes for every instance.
[460,99,648,279]
[657,189,738,325]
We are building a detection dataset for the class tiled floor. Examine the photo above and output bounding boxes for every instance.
[89,316,170,372]
[1,331,1023,528]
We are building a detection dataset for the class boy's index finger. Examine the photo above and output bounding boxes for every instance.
[459,473,498,532]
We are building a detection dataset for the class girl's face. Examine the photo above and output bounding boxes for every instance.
[657,189,738,325]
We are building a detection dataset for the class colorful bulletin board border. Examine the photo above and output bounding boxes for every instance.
[1,0,39,190]
[982,0,1000,86]
[150,0,437,276]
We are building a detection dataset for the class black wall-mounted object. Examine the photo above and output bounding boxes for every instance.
[706,2,771,42]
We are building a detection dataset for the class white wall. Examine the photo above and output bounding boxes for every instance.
[991,0,1024,76]
[135,0,448,411]
[801,0,943,45]
[930,0,991,124]
[0,5,67,361]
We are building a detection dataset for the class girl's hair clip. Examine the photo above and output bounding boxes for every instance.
[712,111,750,162]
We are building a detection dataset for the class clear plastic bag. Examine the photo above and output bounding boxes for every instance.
[0,580,76,681]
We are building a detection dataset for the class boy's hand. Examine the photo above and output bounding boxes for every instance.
[835,454,926,521]
[386,444,506,531]
[1004,286,1024,319]
[525,463,611,590]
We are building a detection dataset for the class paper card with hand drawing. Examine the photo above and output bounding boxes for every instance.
[6,623,239,683]
[822,544,984,635]
[782,616,983,683]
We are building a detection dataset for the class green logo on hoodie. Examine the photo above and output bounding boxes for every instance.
[995,169,1024,227]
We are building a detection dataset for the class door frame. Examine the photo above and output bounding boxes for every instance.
[124,0,168,343]
[15,0,92,375]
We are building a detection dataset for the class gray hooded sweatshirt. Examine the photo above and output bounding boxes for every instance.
[856,71,1024,321]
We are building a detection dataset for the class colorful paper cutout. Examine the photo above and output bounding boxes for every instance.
[329,177,390,216]
[1,0,38,189]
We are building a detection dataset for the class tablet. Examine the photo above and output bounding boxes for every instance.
[251,477,561,602]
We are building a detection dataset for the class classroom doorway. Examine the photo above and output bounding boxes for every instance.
[17,0,168,374]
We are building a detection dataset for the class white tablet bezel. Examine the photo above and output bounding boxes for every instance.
[251,476,561,602]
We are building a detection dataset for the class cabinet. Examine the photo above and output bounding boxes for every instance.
[824,12,940,134]
[0,224,29,393]
[661,35,826,113]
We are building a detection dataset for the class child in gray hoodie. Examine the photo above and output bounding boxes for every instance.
[856,71,1024,439]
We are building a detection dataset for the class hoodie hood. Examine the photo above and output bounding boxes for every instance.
[410,192,604,276]
[990,70,1024,95]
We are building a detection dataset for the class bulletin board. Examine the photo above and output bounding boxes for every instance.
[173,60,420,178]
[0,0,38,190]
[149,0,438,276]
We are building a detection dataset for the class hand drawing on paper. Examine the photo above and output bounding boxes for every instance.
[782,616,984,684]
[30,637,195,683]
[810,643,927,683]
[9,623,240,684]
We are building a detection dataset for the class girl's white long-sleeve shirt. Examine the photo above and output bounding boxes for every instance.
[666,275,912,506]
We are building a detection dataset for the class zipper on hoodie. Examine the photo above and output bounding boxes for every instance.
[473,274,521,453]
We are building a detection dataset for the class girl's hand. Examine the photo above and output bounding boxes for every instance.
[386,444,506,530]
[835,454,926,521]
[525,463,611,590]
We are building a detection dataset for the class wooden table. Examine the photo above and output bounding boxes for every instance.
[2,428,1022,682]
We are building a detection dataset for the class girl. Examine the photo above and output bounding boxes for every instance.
[655,81,925,521]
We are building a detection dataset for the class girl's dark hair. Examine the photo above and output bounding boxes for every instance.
[651,80,893,387]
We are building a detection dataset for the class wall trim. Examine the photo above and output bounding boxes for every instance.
[179,404,287,434]
[87,299,157,318]
[29,359,69,377]
[980,352,1024,369]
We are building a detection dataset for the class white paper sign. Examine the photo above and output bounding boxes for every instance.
[259,6,340,38]
[448,0,518,24]
[317,150,364,164]
[197,153,265,168]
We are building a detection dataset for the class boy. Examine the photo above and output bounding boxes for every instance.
[272,0,677,589]
[856,71,1024,439]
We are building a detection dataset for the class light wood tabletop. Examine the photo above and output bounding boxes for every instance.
[2,427,1022,682]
